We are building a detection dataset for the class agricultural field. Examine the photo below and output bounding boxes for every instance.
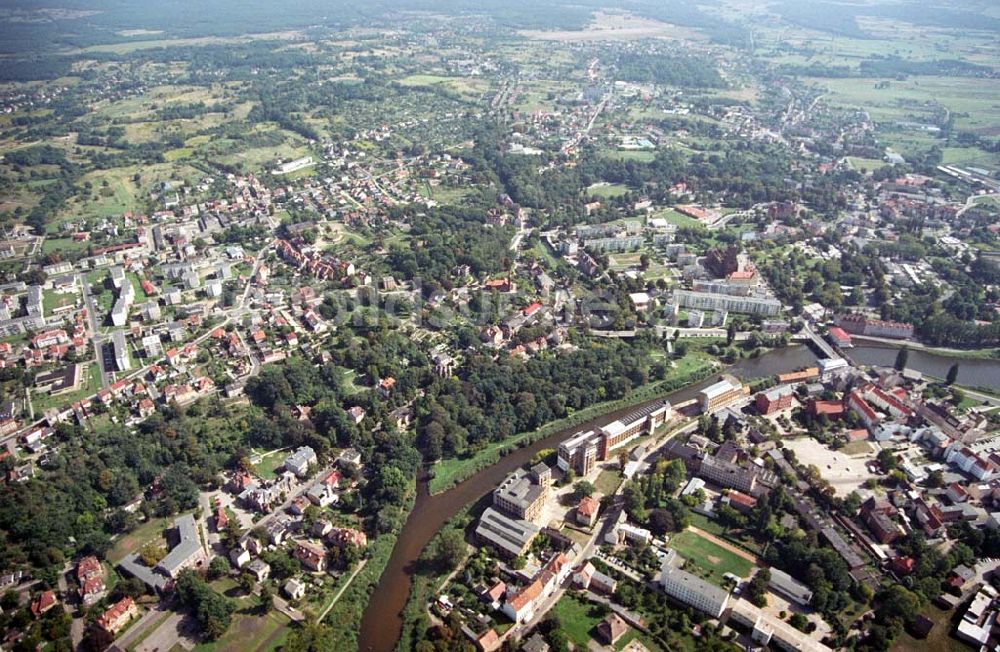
[397,74,491,103]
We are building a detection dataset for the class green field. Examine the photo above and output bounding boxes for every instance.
[192,610,291,652]
[398,72,489,102]
[550,594,605,648]
[654,209,702,229]
[594,469,623,496]
[41,237,92,256]
[667,530,754,585]
[892,603,973,652]
[252,449,288,480]
[806,75,1000,168]
[108,515,173,564]
[43,289,78,314]
[846,157,890,173]
[603,149,656,162]
[66,169,140,220]
[587,183,631,198]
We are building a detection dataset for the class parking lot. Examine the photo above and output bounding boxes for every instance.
[784,436,879,497]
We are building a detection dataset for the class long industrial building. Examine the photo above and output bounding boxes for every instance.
[673,289,781,316]
[558,400,672,475]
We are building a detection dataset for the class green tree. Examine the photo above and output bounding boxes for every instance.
[434,529,468,571]
[572,480,596,500]
[745,568,770,607]
[239,573,256,595]
[894,346,909,371]
[207,556,229,580]
[259,583,274,613]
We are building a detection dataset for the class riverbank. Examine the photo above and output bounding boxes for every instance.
[851,342,1000,393]
[851,334,1000,360]
[322,491,413,649]
[426,352,718,495]
[395,503,479,652]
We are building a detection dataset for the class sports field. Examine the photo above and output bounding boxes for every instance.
[668,529,755,585]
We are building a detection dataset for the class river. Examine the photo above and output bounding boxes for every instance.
[357,345,820,651]
[852,344,1000,392]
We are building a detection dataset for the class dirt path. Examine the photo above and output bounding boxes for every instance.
[687,525,760,565]
[318,558,368,622]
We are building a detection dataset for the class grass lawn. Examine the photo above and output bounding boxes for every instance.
[667,530,754,585]
[594,469,623,496]
[893,603,973,652]
[655,209,702,229]
[127,272,150,300]
[254,450,287,480]
[839,440,873,456]
[587,182,631,198]
[192,610,291,652]
[604,149,656,163]
[108,516,172,564]
[550,594,604,648]
[43,289,78,314]
[616,628,663,651]
[687,512,728,537]
[41,237,92,256]
[956,394,984,410]
[846,157,890,172]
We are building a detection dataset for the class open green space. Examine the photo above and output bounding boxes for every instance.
[587,183,631,199]
[107,515,173,564]
[41,237,92,256]
[667,529,754,585]
[594,469,623,496]
[892,603,973,652]
[654,209,702,229]
[550,594,604,648]
[839,440,873,456]
[253,449,287,480]
[192,610,291,652]
[846,157,890,172]
[43,289,78,314]
[603,148,656,163]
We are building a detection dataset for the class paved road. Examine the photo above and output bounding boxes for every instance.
[112,602,171,651]
[272,593,304,623]
[799,321,839,360]
[79,272,110,388]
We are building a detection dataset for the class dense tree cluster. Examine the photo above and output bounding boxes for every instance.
[385,201,513,292]
[415,338,666,461]
[175,570,237,640]
[616,53,726,88]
